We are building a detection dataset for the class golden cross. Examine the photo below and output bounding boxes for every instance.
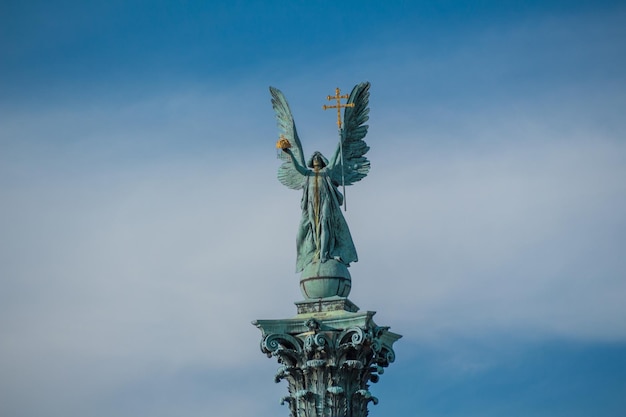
[322,87,354,130]
[322,86,354,211]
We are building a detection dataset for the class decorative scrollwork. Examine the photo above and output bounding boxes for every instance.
[255,310,400,417]
[372,326,387,338]
[371,337,382,352]
[304,335,314,352]
[350,328,364,345]
[305,331,330,352]
[263,335,281,352]
[263,333,302,354]
[385,348,396,364]
[374,346,397,367]
[339,327,365,347]
[313,332,329,348]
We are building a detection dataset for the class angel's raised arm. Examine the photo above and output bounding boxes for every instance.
[283,148,310,176]
[271,87,308,190]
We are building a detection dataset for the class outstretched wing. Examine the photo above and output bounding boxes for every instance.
[270,86,307,190]
[328,82,371,186]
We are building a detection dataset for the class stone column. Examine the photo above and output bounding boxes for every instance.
[253,297,401,417]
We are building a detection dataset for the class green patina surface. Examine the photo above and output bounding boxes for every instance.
[254,83,401,417]
[253,301,401,417]
[272,82,371,279]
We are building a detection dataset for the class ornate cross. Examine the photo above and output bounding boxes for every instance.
[323,87,355,130]
[323,87,355,211]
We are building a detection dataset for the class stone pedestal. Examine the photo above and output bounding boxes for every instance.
[253,297,401,417]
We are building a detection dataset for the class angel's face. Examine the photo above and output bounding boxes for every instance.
[313,157,322,169]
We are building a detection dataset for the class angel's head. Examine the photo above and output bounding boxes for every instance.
[307,151,328,169]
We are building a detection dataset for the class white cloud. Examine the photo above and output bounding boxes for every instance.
[1,8,625,413]
[350,136,626,341]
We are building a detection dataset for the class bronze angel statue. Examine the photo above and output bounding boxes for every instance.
[271,82,371,275]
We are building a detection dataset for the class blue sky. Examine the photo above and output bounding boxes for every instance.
[1,1,625,416]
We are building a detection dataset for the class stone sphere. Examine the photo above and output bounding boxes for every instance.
[300,259,351,299]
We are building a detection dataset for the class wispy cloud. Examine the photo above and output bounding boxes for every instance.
[1,3,625,416]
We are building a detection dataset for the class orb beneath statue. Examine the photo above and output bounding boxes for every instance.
[300,259,351,299]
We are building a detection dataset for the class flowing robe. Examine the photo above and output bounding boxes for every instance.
[295,168,358,273]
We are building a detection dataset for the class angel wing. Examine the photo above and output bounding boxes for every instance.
[327,82,371,187]
[270,87,307,190]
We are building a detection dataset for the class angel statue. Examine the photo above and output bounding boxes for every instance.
[271,82,371,282]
